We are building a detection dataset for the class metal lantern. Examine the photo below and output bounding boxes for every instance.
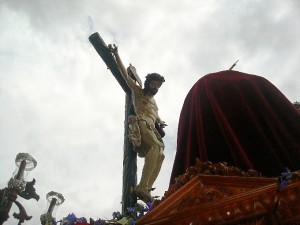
[0,153,39,225]
[40,191,65,225]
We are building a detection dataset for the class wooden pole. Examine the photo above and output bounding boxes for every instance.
[123,94,137,212]
[89,32,137,213]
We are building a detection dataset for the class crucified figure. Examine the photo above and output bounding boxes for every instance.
[109,44,166,203]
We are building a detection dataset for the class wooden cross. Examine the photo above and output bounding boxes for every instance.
[89,32,139,213]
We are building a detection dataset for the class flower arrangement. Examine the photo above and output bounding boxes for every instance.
[52,202,153,225]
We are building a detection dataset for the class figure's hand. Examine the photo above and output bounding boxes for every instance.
[108,44,118,55]
[160,121,168,128]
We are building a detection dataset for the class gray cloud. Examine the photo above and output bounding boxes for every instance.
[0,0,299,224]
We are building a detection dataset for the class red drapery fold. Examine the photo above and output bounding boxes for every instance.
[170,70,300,184]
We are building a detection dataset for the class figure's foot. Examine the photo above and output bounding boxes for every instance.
[134,186,153,203]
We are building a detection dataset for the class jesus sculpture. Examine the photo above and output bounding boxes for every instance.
[109,44,166,203]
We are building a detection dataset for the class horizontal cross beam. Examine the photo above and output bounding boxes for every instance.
[89,32,131,94]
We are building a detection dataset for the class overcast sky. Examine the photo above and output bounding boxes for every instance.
[0,0,299,224]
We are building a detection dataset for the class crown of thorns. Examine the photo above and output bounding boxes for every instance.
[144,73,165,87]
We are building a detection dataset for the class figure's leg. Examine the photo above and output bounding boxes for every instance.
[138,145,163,189]
[148,148,165,189]
[136,146,154,190]
[135,145,156,202]
[135,121,164,202]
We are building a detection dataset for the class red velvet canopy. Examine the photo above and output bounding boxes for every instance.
[170,70,300,184]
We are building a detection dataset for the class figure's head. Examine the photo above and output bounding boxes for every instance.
[144,73,165,96]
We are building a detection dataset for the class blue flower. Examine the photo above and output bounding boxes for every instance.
[94,219,106,225]
[76,217,87,223]
[127,207,136,213]
[279,167,292,189]
[62,213,77,225]
[52,217,57,225]
[146,202,153,211]
[280,180,287,189]
[282,167,292,180]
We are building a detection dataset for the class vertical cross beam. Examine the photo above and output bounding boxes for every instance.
[89,33,137,213]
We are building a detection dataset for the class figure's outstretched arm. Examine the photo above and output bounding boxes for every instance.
[108,44,136,89]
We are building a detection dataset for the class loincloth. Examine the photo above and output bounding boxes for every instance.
[127,115,164,157]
